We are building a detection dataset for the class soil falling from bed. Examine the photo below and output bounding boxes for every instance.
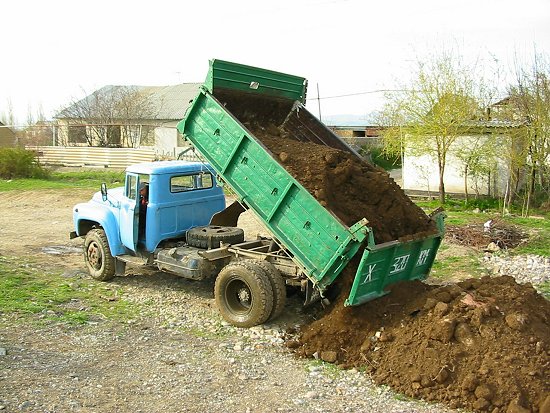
[253,129,436,243]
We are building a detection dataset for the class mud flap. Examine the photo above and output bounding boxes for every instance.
[115,258,126,276]
[209,201,247,227]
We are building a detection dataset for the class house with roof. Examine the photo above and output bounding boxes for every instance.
[0,121,16,147]
[54,83,200,157]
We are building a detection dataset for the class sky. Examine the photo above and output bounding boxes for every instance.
[1,0,549,126]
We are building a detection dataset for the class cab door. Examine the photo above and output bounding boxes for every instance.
[119,173,140,252]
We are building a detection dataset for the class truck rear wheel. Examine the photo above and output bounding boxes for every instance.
[255,261,287,321]
[84,229,115,281]
[215,261,274,327]
[187,225,244,249]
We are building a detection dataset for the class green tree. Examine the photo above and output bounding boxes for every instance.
[454,133,499,201]
[380,52,492,204]
[505,54,550,215]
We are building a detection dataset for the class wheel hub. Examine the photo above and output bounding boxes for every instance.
[87,242,102,269]
[237,287,251,304]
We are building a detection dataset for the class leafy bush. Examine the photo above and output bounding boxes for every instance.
[0,148,50,179]
[365,147,402,170]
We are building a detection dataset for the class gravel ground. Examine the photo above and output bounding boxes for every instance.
[0,267,455,413]
[0,189,454,413]
[483,253,550,290]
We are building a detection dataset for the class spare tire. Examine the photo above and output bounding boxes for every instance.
[187,225,244,249]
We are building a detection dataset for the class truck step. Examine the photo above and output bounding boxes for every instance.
[116,254,148,266]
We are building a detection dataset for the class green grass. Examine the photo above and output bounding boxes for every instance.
[431,252,484,279]
[500,214,550,256]
[0,256,139,325]
[0,169,125,191]
[539,282,550,300]
[307,358,342,378]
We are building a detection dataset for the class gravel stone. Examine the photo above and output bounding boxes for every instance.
[483,253,550,291]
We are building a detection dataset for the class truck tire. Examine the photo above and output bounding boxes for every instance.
[187,225,244,249]
[215,261,274,327]
[255,261,287,321]
[84,229,115,281]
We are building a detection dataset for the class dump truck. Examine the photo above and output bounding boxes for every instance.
[71,59,445,327]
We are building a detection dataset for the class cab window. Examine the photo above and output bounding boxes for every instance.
[170,172,213,193]
[126,174,150,200]
[126,175,137,200]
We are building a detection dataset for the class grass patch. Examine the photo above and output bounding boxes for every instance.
[538,282,550,300]
[0,256,139,325]
[0,169,125,192]
[431,254,483,280]
[307,359,342,378]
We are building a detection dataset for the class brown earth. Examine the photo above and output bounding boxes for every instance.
[220,91,436,244]
[294,269,550,413]
[254,132,436,243]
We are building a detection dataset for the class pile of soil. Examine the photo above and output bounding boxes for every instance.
[253,131,436,243]
[446,220,527,250]
[293,272,550,412]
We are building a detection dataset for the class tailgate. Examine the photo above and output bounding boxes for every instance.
[345,212,445,306]
[204,59,307,103]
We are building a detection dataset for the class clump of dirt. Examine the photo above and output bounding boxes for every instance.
[254,132,436,243]
[294,273,550,412]
[446,220,527,250]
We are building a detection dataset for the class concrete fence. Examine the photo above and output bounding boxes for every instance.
[25,146,206,169]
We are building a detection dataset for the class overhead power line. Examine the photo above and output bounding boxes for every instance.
[309,89,409,100]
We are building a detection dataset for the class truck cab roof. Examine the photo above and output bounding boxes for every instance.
[126,160,214,176]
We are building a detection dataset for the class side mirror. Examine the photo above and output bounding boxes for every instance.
[101,183,108,202]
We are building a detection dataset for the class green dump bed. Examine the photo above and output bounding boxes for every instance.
[177,60,444,305]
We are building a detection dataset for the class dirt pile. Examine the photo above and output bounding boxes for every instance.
[294,273,550,412]
[254,132,436,243]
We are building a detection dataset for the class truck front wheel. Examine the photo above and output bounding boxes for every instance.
[84,229,115,281]
[215,261,274,327]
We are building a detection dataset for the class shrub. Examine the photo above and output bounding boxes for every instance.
[365,147,402,170]
[0,148,50,179]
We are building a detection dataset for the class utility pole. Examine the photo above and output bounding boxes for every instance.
[316,83,322,122]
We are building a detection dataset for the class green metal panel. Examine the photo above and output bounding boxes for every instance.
[177,90,367,287]
[204,59,307,103]
[345,212,445,306]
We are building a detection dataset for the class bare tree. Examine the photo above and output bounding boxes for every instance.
[1,98,16,128]
[59,86,159,147]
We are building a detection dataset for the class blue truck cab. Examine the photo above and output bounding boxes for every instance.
[71,160,226,279]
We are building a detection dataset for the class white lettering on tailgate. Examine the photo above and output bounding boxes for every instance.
[416,249,431,266]
[390,255,410,274]
[360,264,377,285]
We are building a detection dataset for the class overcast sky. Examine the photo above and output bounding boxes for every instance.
[1,0,549,124]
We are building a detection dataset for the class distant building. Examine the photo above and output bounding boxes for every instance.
[328,125,385,151]
[55,83,201,157]
[0,121,16,147]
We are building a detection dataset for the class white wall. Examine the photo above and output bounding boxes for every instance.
[402,135,509,196]
[153,122,179,157]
